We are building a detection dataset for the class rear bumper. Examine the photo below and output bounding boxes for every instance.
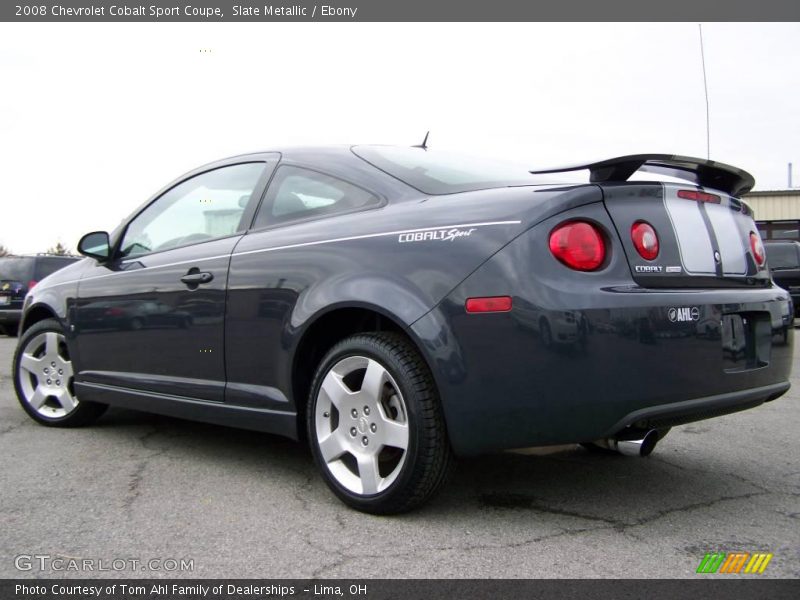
[601,382,789,437]
[0,309,21,325]
[413,291,792,455]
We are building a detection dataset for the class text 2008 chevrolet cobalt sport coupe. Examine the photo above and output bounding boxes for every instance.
[13,147,792,513]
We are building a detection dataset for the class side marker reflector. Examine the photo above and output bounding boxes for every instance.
[465,296,512,313]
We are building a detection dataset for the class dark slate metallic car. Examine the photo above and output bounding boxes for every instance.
[12,147,793,513]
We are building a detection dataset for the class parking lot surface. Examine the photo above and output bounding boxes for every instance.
[1,334,798,578]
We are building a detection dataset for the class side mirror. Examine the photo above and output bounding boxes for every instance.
[78,231,111,261]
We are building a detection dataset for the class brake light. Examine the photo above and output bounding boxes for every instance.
[105,307,125,316]
[750,232,765,266]
[465,296,512,314]
[631,221,659,260]
[27,280,37,290]
[549,221,606,271]
[677,189,721,203]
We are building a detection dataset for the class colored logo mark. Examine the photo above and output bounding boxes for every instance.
[696,552,773,574]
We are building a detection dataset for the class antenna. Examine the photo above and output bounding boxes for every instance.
[698,24,711,159]
[413,131,430,150]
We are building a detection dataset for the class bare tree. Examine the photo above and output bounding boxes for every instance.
[0,244,11,257]
[46,242,73,256]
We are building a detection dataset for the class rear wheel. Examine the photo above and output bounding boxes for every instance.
[13,319,107,427]
[307,332,453,514]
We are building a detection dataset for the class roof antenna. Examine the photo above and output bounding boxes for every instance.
[698,24,711,159]
[413,131,430,150]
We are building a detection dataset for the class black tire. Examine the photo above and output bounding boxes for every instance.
[307,332,454,514]
[13,319,107,427]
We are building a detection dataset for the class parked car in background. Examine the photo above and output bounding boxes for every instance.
[11,148,794,513]
[764,240,800,316]
[0,254,79,336]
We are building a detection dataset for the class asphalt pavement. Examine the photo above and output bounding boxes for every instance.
[0,334,798,578]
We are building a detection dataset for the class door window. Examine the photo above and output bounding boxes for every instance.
[120,163,265,259]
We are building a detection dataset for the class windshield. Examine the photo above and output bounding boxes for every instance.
[352,145,547,194]
[0,257,35,282]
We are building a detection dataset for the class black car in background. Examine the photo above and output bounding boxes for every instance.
[11,147,794,513]
[0,255,79,336]
[764,240,800,316]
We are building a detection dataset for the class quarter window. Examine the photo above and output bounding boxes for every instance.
[253,166,378,229]
[120,163,265,258]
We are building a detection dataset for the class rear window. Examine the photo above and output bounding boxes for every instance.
[352,145,543,194]
[0,257,35,282]
[766,244,800,269]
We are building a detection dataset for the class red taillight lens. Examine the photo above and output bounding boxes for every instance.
[465,296,512,314]
[27,280,37,290]
[750,232,765,266]
[631,221,659,260]
[677,189,721,203]
[549,221,606,271]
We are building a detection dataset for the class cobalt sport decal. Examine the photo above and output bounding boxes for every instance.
[399,227,476,243]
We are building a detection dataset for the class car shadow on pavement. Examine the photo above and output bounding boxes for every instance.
[91,406,758,527]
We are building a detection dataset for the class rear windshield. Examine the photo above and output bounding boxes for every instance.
[36,257,77,279]
[0,257,35,282]
[766,244,800,269]
[352,145,544,194]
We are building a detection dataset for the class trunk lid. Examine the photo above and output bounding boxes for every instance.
[602,182,770,288]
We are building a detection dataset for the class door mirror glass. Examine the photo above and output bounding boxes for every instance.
[78,231,111,261]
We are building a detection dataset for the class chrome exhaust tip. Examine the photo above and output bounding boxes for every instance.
[595,429,660,457]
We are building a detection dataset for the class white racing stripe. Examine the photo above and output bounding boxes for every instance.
[42,220,523,288]
[705,203,747,275]
[663,183,749,276]
[664,186,716,275]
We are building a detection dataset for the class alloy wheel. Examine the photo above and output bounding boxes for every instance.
[17,331,79,418]
[314,355,410,495]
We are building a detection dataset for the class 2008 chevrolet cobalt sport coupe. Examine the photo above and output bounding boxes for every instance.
[13,147,792,513]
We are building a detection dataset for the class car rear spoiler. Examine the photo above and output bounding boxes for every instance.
[530,154,755,197]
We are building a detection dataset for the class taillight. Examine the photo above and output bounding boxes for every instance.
[677,189,721,203]
[465,296,513,314]
[631,221,659,260]
[27,280,37,290]
[750,232,765,266]
[549,221,606,271]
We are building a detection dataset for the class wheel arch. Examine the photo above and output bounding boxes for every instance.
[290,303,436,438]
[20,303,60,334]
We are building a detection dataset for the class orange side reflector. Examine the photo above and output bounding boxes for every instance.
[465,296,512,313]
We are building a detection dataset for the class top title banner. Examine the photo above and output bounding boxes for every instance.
[4,0,800,22]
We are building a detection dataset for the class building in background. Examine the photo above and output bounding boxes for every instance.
[745,189,800,241]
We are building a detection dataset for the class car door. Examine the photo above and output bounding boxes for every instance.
[73,158,276,402]
[224,165,382,410]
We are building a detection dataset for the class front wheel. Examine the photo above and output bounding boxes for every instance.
[13,319,107,427]
[307,332,453,514]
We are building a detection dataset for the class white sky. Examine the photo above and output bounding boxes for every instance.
[1,22,798,254]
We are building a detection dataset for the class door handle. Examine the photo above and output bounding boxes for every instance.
[181,271,214,285]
